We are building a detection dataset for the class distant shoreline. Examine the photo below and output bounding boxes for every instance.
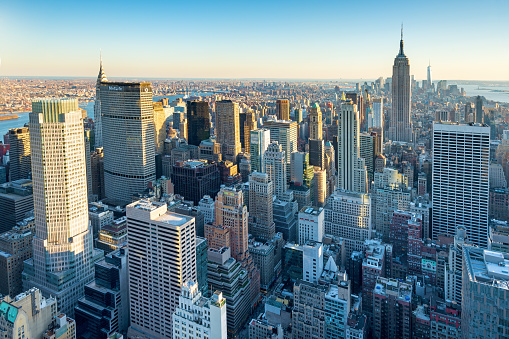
[0,114,19,121]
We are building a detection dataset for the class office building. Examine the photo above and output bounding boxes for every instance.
[95,216,127,254]
[101,82,156,205]
[462,246,509,338]
[248,313,284,339]
[248,234,284,290]
[199,195,215,224]
[308,103,323,140]
[196,237,209,295]
[360,132,378,183]
[199,137,222,163]
[373,277,413,339]
[302,241,323,283]
[298,206,325,244]
[173,281,227,339]
[0,288,57,339]
[273,199,298,242]
[372,98,383,129]
[94,56,108,148]
[171,159,221,205]
[216,100,241,163]
[0,219,33,297]
[362,240,390,317]
[429,298,461,339]
[389,30,412,142]
[8,127,31,181]
[126,200,196,339]
[263,118,298,180]
[312,167,327,207]
[207,247,251,338]
[263,141,287,198]
[0,179,33,233]
[153,102,168,154]
[23,98,95,317]
[324,189,372,256]
[309,139,325,169]
[432,123,490,247]
[475,95,484,124]
[241,110,257,152]
[337,101,368,193]
[276,99,290,121]
[294,108,303,123]
[88,202,114,237]
[75,248,129,339]
[249,172,275,240]
[90,147,105,200]
[187,100,210,146]
[427,61,433,90]
[250,129,271,173]
[291,151,314,187]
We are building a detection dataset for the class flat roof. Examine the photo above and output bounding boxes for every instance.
[156,212,192,226]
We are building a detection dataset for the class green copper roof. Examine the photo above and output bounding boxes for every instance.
[0,301,18,324]
[313,103,320,108]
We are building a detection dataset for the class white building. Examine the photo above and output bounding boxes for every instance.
[490,163,507,188]
[303,242,323,283]
[23,98,95,317]
[199,195,215,225]
[298,206,325,244]
[127,200,197,339]
[432,123,490,247]
[263,118,298,181]
[372,98,383,129]
[264,141,287,198]
[173,281,227,339]
[324,189,372,256]
[250,129,271,173]
[337,101,368,194]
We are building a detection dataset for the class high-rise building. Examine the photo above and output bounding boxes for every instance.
[389,29,412,142]
[153,102,168,154]
[90,147,105,199]
[250,129,271,173]
[0,219,33,297]
[294,108,303,123]
[308,103,323,140]
[263,118,298,181]
[75,247,129,339]
[23,98,95,317]
[241,110,257,153]
[263,141,287,198]
[337,101,368,193]
[312,167,327,207]
[94,56,108,148]
[199,195,215,224]
[309,139,325,169]
[207,247,251,338]
[276,99,290,121]
[187,101,210,146]
[0,179,33,233]
[372,98,384,129]
[171,159,221,205]
[432,123,490,247]
[8,127,31,181]
[101,82,156,205]
[298,206,325,244]
[475,95,484,124]
[360,132,377,184]
[249,172,275,240]
[290,151,314,187]
[462,246,509,338]
[173,281,227,339]
[126,200,196,339]
[427,61,432,90]
[216,100,241,163]
[373,277,413,339]
[324,189,372,256]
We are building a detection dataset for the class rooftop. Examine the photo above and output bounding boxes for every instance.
[299,205,323,216]
[156,212,192,226]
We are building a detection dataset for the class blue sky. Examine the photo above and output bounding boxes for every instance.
[0,0,508,80]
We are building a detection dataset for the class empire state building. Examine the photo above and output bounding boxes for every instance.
[389,30,412,143]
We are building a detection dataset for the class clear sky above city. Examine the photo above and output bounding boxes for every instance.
[0,0,508,81]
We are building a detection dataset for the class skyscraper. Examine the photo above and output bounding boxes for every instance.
[263,141,287,198]
[249,172,275,240]
[308,103,323,140]
[432,123,490,248]
[216,100,241,163]
[241,110,257,153]
[263,118,298,181]
[372,98,383,129]
[8,127,31,181]
[187,100,210,146]
[475,95,484,123]
[23,98,94,317]
[337,101,368,193]
[276,99,290,121]
[94,55,108,148]
[427,61,432,90]
[389,29,412,143]
[126,200,196,339]
[250,129,271,173]
[101,82,156,205]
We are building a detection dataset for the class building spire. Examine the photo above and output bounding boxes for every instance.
[97,50,108,84]
[399,23,405,56]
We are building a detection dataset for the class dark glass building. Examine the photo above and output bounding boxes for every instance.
[187,101,210,146]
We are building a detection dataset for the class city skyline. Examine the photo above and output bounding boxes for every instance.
[0,1,508,80]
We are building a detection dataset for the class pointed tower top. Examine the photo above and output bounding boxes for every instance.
[429,59,431,67]
[97,50,108,84]
[398,24,405,57]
